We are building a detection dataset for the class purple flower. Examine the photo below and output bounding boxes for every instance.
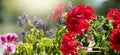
[59,19,65,24]
[46,29,53,36]
[33,16,47,30]
[17,12,29,27]
[68,1,73,9]
[17,16,24,27]
[19,30,27,35]
[21,12,28,19]
[33,17,42,26]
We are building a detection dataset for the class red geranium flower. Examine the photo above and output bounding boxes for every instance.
[60,32,78,55]
[67,4,95,21]
[110,10,120,29]
[66,4,95,34]
[107,8,118,20]
[112,20,120,29]
[52,3,64,20]
[109,29,120,51]
[113,12,120,21]
[66,19,89,34]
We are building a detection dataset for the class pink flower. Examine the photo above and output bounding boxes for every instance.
[0,33,17,55]
[84,47,92,52]
[89,37,94,41]
[5,33,17,42]
[80,42,83,47]
[85,34,94,41]
[0,33,17,45]
[52,3,64,20]
[0,35,6,45]
[4,43,15,54]
[85,47,88,51]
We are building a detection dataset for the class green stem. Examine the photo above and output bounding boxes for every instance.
[81,47,106,49]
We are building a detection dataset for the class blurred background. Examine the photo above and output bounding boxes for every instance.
[0,0,120,34]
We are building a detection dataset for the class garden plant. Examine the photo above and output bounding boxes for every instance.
[0,2,120,55]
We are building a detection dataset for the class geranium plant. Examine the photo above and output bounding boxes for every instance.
[0,2,120,55]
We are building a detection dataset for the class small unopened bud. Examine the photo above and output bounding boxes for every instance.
[80,42,83,47]
[89,37,94,41]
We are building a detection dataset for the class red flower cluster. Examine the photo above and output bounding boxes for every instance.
[107,8,120,29]
[107,8,120,51]
[60,32,78,55]
[52,3,64,20]
[109,29,120,51]
[66,4,95,34]
[107,8,118,20]
[112,12,120,29]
